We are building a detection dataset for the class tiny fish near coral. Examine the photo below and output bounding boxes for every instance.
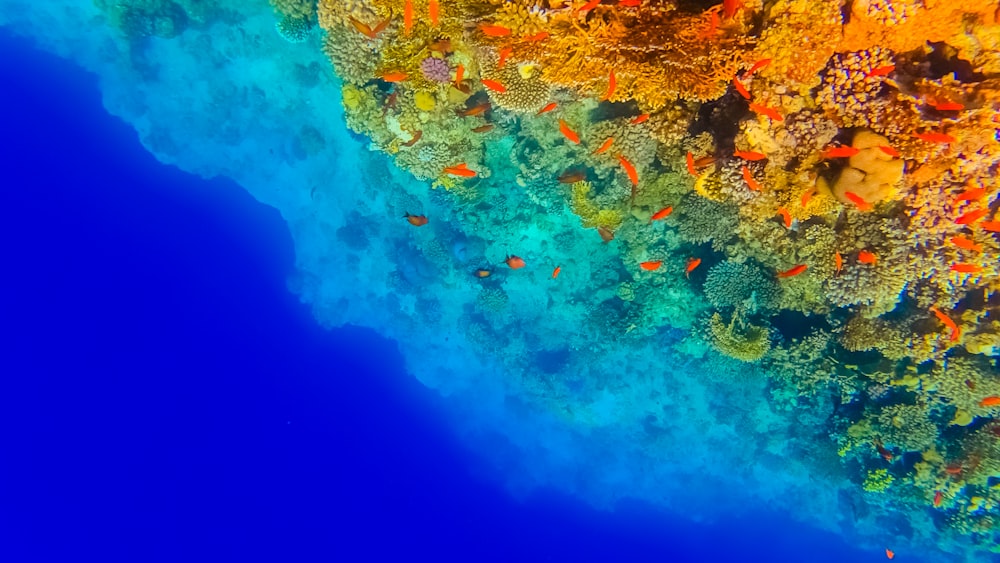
[685,257,701,278]
[950,263,982,273]
[651,206,673,221]
[734,150,766,161]
[505,255,526,269]
[741,166,761,191]
[858,250,877,264]
[593,137,614,155]
[404,212,428,226]
[929,306,961,341]
[777,264,807,278]
[821,145,860,159]
[559,120,580,144]
[777,207,791,229]
[914,131,956,144]
[640,260,662,271]
[618,155,638,186]
[980,396,1000,407]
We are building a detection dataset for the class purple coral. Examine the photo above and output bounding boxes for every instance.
[420,57,451,83]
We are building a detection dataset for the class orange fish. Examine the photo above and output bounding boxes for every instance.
[698,8,721,39]
[744,58,771,76]
[980,396,1000,407]
[651,206,673,221]
[694,155,717,168]
[834,251,842,274]
[801,188,816,207]
[933,491,943,507]
[640,260,662,271]
[558,169,587,183]
[429,0,440,26]
[955,208,989,225]
[619,0,641,6]
[685,257,702,278]
[443,164,476,177]
[777,264,807,278]
[505,255,526,269]
[401,130,423,147]
[914,131,956,144]
[631,114,650,125]
[456,102,490,117]
[844,191,873,212]
[537,102,557,115]
[858,250,877,264]
[733,77,751,99]
[980,221,1000,232]
[950,263,982,273]
[686,152,698,176]
[821,145,860,159]
[877,145,900,157]
[885,548,895,560]
[471,124,495,133]
[403,0,414,36]
[741,166,761,191]
[722,0,743,18]
[482,79,507,93]
[602,69,616,101]
[480,24,512,36]
[618,155,638,186]
[497,45,513,68]
[865,65,895,77]
[349,17,378,39]
[380,71,408,82]
[552,266,561,279]
[559,119,580,144]
[950,236,983,252]
[749,102,782,121]
[734,150,766,161]
[404,212,428,226]
[777,207,791,229]
[953,187,986,203]
[931,100,964,111]
[427,38,452,53]
[454,63,465,84]
[578,0,602,12]
[522,31,549,42]
[473,269,492,278]
[593,137,614,155]
[929,306,961,342]
[875,440,894,462]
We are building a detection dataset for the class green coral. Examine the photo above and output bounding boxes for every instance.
[707,312,771,362]
[874,403,939,453]
[276,14,313,43]
[570,181,624,232]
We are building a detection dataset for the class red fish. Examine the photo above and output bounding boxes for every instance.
[953,187,986,203]
[980,221,1000,232]
[955,208,989,225]
[578,0,602,12]
[930,100,964,111]
[950,263,982,273]
[929,306,960,342]
[685,257,701,278]
[686,152,697,176]
[401,130,422,147]
[619,0,641,6]
[558,169,587,183]
[537,102,557,115]
[618,155,638,186]
[951,236,983,252]
[745,58,771,76]
[834,252,842,274]
[801,188,816,207]
[933,491,943,507]
[885,548,895,560]
[443,164,477,177]
[878,145,900,157]
[455,63,465,84]
[404,212,428,226]
[482,79,507,93]
[858,250,877,264]
[559,120,580,144]
[522,31,549,42]
[723,0,743,19]
[651,206,673,221]
[749,102,782,121]
[865,65,895,77]
[640,260,662,271]
[734,150,766,161]
[380,71,408,82]
[480,24,512,36]
[741,166,761,191]
[403,0,414,36]
[505,255,526,269]
[593,137,613,155]
[914,131,956,144]
[777,207,791,229]
[497,45,513,68]
[429,0,440,26]
[471,124,495,133]
[552,266,561,279]
[631,114,650,125]
[821,145,860,159]
[777,264,807,278]
[349,17,390,39]
[875,439,894,462]
[844,191,872,212]
[733,77,750,99]
[456,102,491,117]
[980,396,1000,407]
[602,69,616,101]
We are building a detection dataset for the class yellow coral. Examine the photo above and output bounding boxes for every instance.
[707,312,771,362]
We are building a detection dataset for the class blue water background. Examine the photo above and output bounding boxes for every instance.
[1,34,901,562]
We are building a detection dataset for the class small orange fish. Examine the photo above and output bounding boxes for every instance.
[482,79,507,93]
[404,212,428,226]
[473,269,492,278]
[748,102,782,121]
[801,188,816,207]
[427,38,451,53]
[456,102,491,117]
[693,155,717,168]
[443,164,476,177]
[821,145,860,159]
[877,145,900,158]
[602,69,616,101]
[933,491,943,507]
[885,548,895,560]
[950,263,982,273]
[955,208,989,225]
[429,0,440,26]
[552,266,561,279]
[834,251,842,274]
[744,58,771,76]
[777,207,791,229]
[980,396,1000,407]
[686,152,698,176]
[858,250,877,264]
[471,124,495,133]
[980,221,1000,232]
[931,100,964,111]
[929,306,961,342]
[505,255,526,269]
[593,137,614,155]
[722,0,743,19]
[537,102,557,115]
[685,257,702,278]
[732,77,750,100]
[558,169,587,183]
[522,31,549,42]
[741,166,761,191]
[914,131,956,144]
[401,130,423,147]
[480,24,512,36]
[558,120,580,144]
[734,150,766,161]
[455,63,465,84]
[777,264,807,278]
[403,0,414,36]
[349,17,377,39]
[380,71,408,82]
[950,236,983,252]
[578,0,602,12]
[651,206,673,221]
[631,114,649,125]
[618,155,638,186]
[844,191,873,212]
[640,260,662,271]
[875,440,894,462]
[953,187,986,203]
[865,64,895,77]
[497,45,513,69]
[619,0,641,6]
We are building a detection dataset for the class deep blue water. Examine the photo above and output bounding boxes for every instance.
[0,34,897,562]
